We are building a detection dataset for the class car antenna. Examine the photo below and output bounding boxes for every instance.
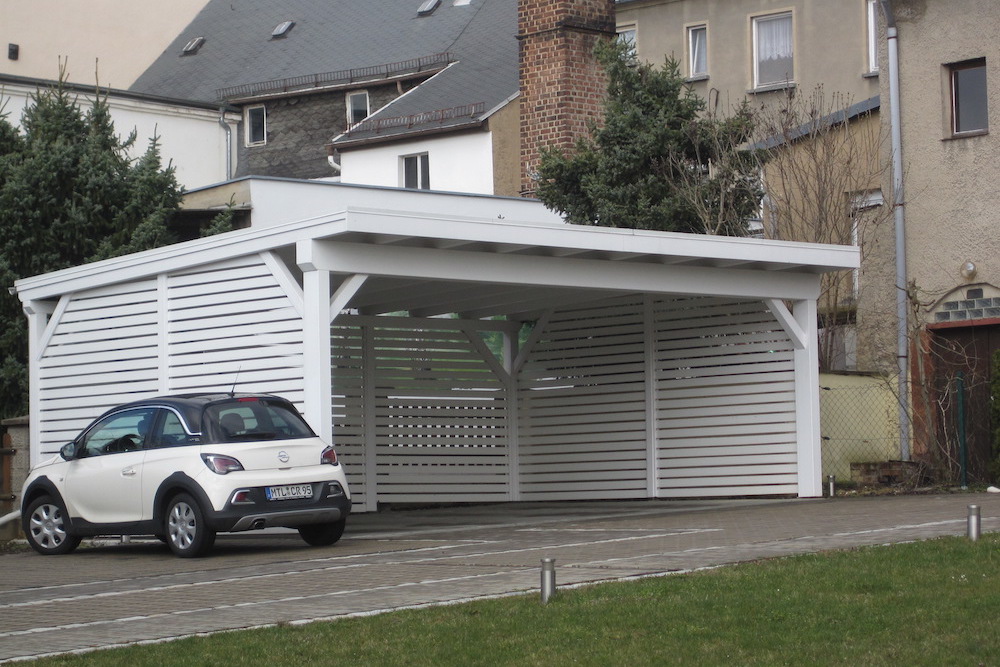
[229,365,242,397]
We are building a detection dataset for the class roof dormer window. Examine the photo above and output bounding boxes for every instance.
[417,0,440,16]
[271,21,295,38]
[181,37,205,55]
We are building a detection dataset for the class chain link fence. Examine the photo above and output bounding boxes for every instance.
[819,373,910,487]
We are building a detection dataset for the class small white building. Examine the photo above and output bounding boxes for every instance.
[14,179,858,511]
[0,74,238,190]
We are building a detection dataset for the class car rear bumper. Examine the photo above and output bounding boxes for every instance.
[208,481,351,532]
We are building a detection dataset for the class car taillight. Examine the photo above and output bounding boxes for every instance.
[321,446,339,466]
[202,453,245,474]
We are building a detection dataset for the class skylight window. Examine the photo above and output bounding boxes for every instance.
[417,0,440,16]
[271,21,295,38]
[181,37,205,55]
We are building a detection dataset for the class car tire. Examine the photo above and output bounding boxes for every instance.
[23,495,82,555]
[298,517,346,547]
[165,493,216,558]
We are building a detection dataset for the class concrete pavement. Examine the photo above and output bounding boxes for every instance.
[1,493,997,662]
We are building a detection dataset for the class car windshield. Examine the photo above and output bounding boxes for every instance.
[204,398,315,443]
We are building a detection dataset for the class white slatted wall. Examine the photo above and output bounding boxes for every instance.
[165,255,305,403]
[36,280,162,456]
[34,254,306,457]
[517,298,650,501]
[332,317,509,511]
[654,297,798,497]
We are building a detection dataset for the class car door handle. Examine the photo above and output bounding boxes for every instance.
[121,466,137,477]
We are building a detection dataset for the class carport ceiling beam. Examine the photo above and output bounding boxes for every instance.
[301,241,823,301]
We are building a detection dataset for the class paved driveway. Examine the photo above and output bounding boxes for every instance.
[1,493,997,662]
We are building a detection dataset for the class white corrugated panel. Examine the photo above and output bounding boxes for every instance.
[655,297,798,497]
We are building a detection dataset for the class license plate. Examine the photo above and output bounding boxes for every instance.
[265,484,313,501]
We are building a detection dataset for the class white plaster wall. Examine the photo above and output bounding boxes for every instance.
[339,131,495,195]
[1,84,236,190]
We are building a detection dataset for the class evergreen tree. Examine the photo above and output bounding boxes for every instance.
[0,79,184,419]
[535,39,761,235]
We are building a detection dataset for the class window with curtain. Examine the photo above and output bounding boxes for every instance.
[688,25,707,77]
[753,12,793,88]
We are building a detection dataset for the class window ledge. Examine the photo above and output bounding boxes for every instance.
[748,81,797,95]
[863,70,879,79]
[945,129,989,141]
[685,74,710,83]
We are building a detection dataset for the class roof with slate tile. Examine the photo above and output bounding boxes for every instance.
[129,0,518,146]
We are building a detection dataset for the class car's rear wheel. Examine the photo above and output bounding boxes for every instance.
[298,517,346,546]
[24,495,81,555]
[165,493,216,557]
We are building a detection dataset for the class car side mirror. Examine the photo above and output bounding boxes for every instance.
[60,442,78,461]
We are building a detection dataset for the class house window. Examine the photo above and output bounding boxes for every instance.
[753,12,793,88]
[866,0,879,74]
[348,91,370,125]
[402,153,429,190]
[245,105,266,146]
[617,24,637,58]
[950,59,988,135]
[687,24,708,78]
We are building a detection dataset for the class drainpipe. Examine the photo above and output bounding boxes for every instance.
[218,108,233,180]
[879,0,910,461]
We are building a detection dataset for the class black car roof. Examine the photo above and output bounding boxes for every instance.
[98,393,294,434]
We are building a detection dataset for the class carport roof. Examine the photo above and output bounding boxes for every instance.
[14,191,858,319]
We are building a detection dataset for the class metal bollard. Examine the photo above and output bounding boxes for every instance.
[827,475,836,498]
[967,505,981,542]
[540,558,556,603]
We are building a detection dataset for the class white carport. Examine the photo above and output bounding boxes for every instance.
[15,183,857,511]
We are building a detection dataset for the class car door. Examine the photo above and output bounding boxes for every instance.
[62,407,159,526]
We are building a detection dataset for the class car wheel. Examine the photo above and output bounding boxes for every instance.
[165,493,216,557]
[298,517,346,547]
[24,495,82,555]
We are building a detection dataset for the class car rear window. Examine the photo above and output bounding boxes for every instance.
[204,398,316,443]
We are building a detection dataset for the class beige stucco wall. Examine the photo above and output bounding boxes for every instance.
[882,0,1000,321]
[489,99,521,198]
[0,0,209,88]
[617,0,880,114]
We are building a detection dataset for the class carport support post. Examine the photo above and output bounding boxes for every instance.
[23,300,54,468]
[300,262,333,444]
[793,299,823,497]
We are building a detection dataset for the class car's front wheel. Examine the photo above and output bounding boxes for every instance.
[165,493,216,557]
[24,495,82,555]
[298,517,346,546]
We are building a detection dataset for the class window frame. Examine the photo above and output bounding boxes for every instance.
[347,91,370,125]
[866,0,879,75]
[752,11,794,90]
[949,58,989,137]
[687,24,708,80]
[245,105,267,147]
[616,24,637,58]
[401,152,430,190]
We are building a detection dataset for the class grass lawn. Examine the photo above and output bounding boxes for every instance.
[35,533,1000,666]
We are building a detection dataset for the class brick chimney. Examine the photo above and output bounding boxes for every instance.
[518,0,616,197]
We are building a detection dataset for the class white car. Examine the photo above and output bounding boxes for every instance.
[20,393,351,557]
